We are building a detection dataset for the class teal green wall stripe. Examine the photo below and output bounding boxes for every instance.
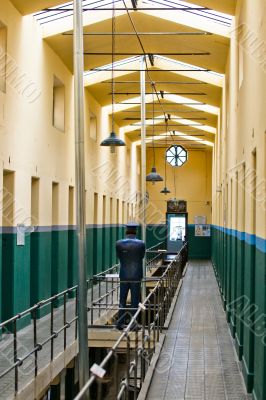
[253,248,266,400]
[0,233,2,326]
[212,225,266,399]
[188,225,211,259]
[146,225,167,249]
[1,224,127,328]
[212,224,266,253]
[2,234,31,328]
[146,224,211,259]
[68,230,77,296]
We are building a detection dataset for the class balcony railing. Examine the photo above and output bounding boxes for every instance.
[0,242,185,398]
[75,243,188,400]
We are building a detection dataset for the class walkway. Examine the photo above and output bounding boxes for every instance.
[0,281,118,400]
[146,260,251,400]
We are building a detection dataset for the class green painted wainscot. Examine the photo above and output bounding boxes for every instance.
[212,225,266,400]
[146,224,211,259]
[0,224,126,329]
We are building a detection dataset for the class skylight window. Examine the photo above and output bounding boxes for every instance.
[84,56,140,76]
[34,0,123,24]
[34,0,232,26]
[143,0,233,26]
[154,55,224,77]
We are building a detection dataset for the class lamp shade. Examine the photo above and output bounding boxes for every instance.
[160,186,171,195]
[146,167,163,183]
[100,131,126,147]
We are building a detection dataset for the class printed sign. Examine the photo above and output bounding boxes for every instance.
[195,225,211,237]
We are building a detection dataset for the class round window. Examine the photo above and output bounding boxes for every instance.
[166,145,188,167]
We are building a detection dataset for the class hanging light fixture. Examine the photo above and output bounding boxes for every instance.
[146,84,163,184]
[161,186,171,194]
[100,0,125,153]
[161,118,171,195]
[146,166,163,183]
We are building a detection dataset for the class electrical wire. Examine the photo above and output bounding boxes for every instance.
[111,0,116,132]
[165,120,168,183]
[173,162,177,197]
[121,0,170,122]
[152,86,156,167]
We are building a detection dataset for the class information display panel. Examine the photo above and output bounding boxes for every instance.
[166,213,188,254]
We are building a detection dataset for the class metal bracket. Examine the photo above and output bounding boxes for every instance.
[90,363,106,379]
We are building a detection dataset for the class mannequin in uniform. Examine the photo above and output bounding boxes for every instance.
[116,222,145,330]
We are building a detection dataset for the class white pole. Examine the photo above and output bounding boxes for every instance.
[140,55,146,299]
[73,0,89,392]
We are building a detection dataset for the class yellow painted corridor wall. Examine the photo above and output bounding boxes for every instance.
[146,147,212,225]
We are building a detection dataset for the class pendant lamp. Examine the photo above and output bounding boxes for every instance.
[161,186,171,194]
[100,0,125,153]
[146,167,163,184]
[146,84,163,184]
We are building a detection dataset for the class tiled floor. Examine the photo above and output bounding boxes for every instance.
[146,260,251,400]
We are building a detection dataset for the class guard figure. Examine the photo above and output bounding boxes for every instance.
[116,222,145,330]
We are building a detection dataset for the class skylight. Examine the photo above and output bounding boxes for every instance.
[34,0,123,24]
[84,54,224,78]
[134,130,214,147]
[34,0,232,26]
[143,0,233,26]
[84,56,140,76]
[154,55,224,77]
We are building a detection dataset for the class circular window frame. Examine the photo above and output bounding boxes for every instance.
[166,145,188,167]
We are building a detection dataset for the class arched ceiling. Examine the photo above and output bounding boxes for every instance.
[10,0,237,16]
[9,0,237,148]
[182,0,236,15]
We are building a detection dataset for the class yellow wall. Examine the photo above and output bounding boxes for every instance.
[0,0,138,228]
[212,0,266,240]
[145,147,212,225]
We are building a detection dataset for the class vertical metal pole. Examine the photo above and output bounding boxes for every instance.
[73,0,89,392]
[140,55,146,300]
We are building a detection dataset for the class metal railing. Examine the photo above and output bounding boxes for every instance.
[146,241,166,267]
[0,264,118,397]
[88,264,120,326]
[0,286,78,397]
[88,242,169,326]
[0,243,170,398]
[88,241,168,326]
[75,243,188,400]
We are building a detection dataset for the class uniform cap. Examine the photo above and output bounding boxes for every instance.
[125,221,140,229]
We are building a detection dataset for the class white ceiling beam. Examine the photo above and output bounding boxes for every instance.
[164,94,220,115]
[134,130,214,147]
[42,1,128,38]
[154,57,224,87]
[84,59,141,86]
[138,6,230,38]
[122,114,216,134]
[42,2,229,41]
[103,92,219,115]
[83,56,224,87]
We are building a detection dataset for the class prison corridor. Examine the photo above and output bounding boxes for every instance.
[146,261,250,400]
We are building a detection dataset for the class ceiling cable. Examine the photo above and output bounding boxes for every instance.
[111,0,116,132]
[121,0,170,122]
[173,164,177,197]
[152,87,156,166]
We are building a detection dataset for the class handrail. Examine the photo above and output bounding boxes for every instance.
[74,243,188,400]
[0,243,161,330]
[145,241,165,252]
[0,242,170,397]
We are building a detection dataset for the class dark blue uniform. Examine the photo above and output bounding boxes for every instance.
[116,236,145,329]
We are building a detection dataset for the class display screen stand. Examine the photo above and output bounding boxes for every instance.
[166,212,188,254]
